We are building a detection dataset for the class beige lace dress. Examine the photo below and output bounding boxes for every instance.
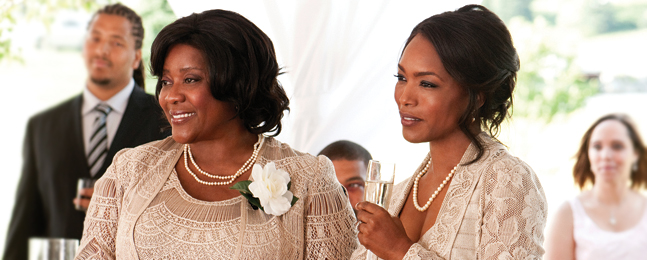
[75,136,358,259]
[351,134,547,259]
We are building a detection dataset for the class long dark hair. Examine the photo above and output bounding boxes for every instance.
[403,4,519,163]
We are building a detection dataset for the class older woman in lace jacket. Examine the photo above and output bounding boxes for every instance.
[75,9,357,259]
[352,5,547,260]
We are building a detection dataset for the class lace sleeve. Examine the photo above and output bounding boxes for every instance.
[478,159,547,259]
[304,155,358,259]
[75,149,130,259]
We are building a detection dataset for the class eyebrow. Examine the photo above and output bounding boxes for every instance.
[90,30,125,38]
[179,67,205,72]
[398,64,439,78]
[163,66,205,73]
[110,35,126,41]
[345,176,365,183]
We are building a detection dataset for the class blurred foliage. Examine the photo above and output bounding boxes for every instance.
[578,0,647,35]
[510,18,600,119]
[482,0,647,121]
[0,0,176,94]
[482,0,534,23]
[137,0,176,94]
[481,0,644,121]
[0,0,105,62]
[484,0,647,33]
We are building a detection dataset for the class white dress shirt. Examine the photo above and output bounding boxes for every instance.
[81,78,135,156]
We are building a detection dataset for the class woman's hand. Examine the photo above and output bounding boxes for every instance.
[356,201,413,260]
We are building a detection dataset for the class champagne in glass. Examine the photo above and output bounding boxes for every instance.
[363,180,393,210]
[362,160,395,260]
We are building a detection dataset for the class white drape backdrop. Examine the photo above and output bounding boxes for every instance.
[167,0,479,182]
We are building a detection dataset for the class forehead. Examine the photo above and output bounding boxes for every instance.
[331,159,367,180]
[400,35,444,72]
[88,13,133,38]
[164,44,208,68]
[590,120,632,142]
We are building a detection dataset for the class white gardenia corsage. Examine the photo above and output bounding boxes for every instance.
[230,162,298,216]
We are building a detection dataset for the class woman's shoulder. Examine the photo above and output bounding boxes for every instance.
[547,198,576,235]
[261,137,336,187]
[261,137,320,166]
[478,137,536,177]
[111,136,181,174]
[476,136,545,199]
[116,136,180,160]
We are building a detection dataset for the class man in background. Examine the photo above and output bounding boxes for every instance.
[3,3,169,259]
[318,140,372,214]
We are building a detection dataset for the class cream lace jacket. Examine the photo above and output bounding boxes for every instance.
[351,135,547,259]
[75,137,358,259]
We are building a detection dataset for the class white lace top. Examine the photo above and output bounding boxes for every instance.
[351,134,548,259]
[75,137,358,259]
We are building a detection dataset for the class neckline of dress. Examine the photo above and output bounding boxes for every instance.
[171,168,245,205]
[574,197,647,234]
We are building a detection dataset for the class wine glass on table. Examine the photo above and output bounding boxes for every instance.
[362,160,395,260]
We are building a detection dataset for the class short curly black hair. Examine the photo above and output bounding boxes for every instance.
[150,9,289,136]
[403,4,519,163]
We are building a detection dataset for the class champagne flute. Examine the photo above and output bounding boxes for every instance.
[362,160,395,260]
[75,178,96,211]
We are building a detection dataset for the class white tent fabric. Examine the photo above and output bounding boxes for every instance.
[166,0,479,182]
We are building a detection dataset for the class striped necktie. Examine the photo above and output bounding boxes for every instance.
[87,103,112,177]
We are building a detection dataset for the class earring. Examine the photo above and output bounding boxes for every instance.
[471,117,476,123]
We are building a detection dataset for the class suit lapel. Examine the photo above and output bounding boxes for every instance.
[72,95,92,178]
[98,86,151,176]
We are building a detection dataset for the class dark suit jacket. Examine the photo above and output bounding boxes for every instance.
[3,86,170,260]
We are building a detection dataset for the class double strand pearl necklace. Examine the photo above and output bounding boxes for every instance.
[412,156,459,212]
[183,135,265,186]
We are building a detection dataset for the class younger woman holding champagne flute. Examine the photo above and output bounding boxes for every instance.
[353,5,547,259]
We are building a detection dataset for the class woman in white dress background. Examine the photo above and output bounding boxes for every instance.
[545,114,647,259]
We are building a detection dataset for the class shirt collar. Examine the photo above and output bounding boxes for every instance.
[82,78,135,115]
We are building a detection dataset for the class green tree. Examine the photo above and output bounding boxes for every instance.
[579,0,647,35]
[0,0,104,62]
[484,0,603,121]
[482,0,534,22]
[1,0,175,94]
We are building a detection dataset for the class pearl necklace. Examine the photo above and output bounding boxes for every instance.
[412,156,458,212]
[183,135,265,186]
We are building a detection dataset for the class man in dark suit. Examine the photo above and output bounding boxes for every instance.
[3,4,169,259]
